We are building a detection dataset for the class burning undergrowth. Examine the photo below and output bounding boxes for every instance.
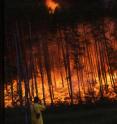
[4,17,117,107]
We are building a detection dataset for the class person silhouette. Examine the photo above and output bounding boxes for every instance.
[31,96,46,124]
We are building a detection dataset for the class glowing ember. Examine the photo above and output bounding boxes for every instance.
[46,0,59,13]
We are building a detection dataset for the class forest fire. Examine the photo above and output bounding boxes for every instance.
[4,1,117,124]
[46,0,59,13]
[4,72,117,107]
[4,18,117,108]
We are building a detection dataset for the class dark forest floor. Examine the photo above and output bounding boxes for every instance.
[5,103,117,124]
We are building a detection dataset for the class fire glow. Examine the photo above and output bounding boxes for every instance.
[4,18,117,107]
[4,73,117,107]
[46,0,59,13]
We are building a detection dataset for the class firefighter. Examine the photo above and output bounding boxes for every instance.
[31,97,46,124]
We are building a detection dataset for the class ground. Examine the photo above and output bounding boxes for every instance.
[5,103,117,124]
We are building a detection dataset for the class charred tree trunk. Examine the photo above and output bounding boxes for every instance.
[65,31,73,104]
[38,42,46,105]
[59,29,71,98]
[42,38,54,105]
[14,22,23,106]
[28,22,39,97]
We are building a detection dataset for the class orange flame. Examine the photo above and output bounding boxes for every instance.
[4,18,117,108]
[46,0,59,13]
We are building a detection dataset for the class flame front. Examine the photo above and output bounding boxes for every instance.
[46,0,59,13]
[4,18,117,107]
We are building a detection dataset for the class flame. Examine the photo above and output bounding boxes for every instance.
[46,0,59,13]
[4,18,117,107]
[4,72,117,107]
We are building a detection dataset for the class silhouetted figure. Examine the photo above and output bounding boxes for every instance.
[30,96,46,124]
